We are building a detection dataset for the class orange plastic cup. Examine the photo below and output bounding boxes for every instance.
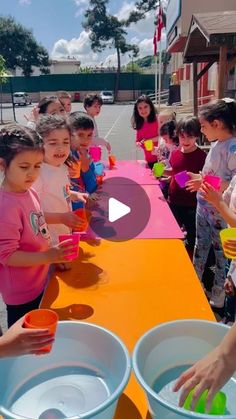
[109,155,116,169]
[68,160,81,178]
[24,309,58,353]
[74,208,89,232]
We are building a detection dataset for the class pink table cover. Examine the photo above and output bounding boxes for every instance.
[104,160,159,185]
[84,183,184,240]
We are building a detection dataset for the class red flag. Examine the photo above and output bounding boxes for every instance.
[153,5,164,56]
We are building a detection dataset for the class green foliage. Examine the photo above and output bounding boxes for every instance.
[122,61,142,73]
[0,16,50,76]
[0,55,8,84]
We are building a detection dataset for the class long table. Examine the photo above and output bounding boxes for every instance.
[104,160,159,185]
[42,239,214,418]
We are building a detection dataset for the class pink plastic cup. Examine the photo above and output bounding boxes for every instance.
[174,171,190,188]
[204,175,221,191]
[58,234,80,261]
[89,146,102,162]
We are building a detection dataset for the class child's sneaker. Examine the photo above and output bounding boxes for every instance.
[209,285,225,308]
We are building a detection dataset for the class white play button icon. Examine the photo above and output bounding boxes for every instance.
[108,197,131,223]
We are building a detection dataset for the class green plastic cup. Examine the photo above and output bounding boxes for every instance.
[144,139,154,151]
[183,389,226,415]
[220,227,236,259]
[153,162,165,178]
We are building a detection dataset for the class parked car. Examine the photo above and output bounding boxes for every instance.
[100,90,114,104]
[13,92,32,106]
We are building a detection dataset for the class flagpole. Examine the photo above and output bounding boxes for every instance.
[158,40,162,110]
[155,53,158,105]
[158,0,162,110]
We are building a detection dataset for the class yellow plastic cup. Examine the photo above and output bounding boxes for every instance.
[220,228,236,259]
[24,309,58,353]
[144,139,154,151]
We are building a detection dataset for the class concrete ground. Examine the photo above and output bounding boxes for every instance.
[0,102,192,332]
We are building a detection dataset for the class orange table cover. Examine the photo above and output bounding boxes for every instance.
[42,239,215,418]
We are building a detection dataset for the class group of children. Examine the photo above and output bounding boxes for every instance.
[132,94,236,320]
[0,92,112,334]
[1,90,236,356]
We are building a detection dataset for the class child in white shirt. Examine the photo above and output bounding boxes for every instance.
[33,114,87,269]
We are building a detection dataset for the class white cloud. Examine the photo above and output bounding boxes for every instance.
[115,2,135,21]
[51,31,100,66]
[103,53,118,67]
[73,0,87,5]
[19,0,31,5]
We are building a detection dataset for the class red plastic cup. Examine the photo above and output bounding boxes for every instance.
[24,309,58,353]
[174,171,190,188]
[97,175,104,185]
[204,175,221,190]
[89,146,102,162]
[74,208,89,232]
[58,233,80,260]
[109,155,116,169]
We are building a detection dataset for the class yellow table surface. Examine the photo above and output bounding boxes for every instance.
[42,239,215,419]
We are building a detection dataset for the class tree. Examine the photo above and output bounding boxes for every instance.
[83,0,139,99]
[0,16,50,76]
[0,55,8,123]
[123,61,142,73]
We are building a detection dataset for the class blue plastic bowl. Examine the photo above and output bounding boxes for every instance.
[0,321,131,419]
[133,319,236,419]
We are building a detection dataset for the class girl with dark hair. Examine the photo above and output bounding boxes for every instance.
[0,125,76,327]
[186,98,236,308]
[131,95,159,169]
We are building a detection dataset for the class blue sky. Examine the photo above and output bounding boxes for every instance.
[0,0,166,66]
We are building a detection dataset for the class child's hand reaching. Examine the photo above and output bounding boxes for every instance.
[67,160,81,178]
[46,239,78,264]
[24,106,40,123]
[0,317,54,357]
[78,146,90,172]
[199,182,222,206]
[71,191,88,203]
[185,172,203,192]
[60,211,85,229]
[224,276,236,296]
[173,344,235,413]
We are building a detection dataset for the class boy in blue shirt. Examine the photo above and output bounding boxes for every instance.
[67,112,98,210]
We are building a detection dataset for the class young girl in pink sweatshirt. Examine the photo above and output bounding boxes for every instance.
[0,124,76,327]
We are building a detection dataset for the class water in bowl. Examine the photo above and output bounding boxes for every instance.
[152,365,236,416]
[8,365,110,419]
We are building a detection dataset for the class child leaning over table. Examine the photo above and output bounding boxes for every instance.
[67,112,98,210]
[164,117,206,257]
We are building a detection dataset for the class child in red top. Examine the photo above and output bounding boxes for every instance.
[165,117,206,255]
[131,95,159,169]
